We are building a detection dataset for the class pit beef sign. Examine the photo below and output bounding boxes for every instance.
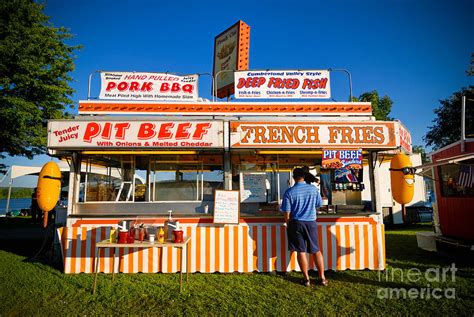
[48,121,223,148]
[230,122,397,149]
[98,72,198,101]
[234,70,331,99]
[322,149,363,169]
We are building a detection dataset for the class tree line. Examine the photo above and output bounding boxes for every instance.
[0,187,34,199]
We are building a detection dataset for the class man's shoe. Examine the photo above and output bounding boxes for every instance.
[301,279,310,287]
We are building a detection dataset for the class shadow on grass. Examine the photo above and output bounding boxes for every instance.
[0,217,62,271]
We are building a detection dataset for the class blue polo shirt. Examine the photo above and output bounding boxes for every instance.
[280,181,322,221]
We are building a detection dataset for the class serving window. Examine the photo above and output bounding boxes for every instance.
[231,151,320,215]
[231,150,370,215]
[77,153,224,208]
[438,163,474,197]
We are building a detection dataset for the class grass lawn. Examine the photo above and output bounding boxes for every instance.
[0,221,473,315]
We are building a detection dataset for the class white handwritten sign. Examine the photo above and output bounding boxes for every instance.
[240,172,267,203]
[213,190,240,224]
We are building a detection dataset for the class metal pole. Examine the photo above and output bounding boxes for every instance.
[328,68,353,102]
[87,71,101,100]
[197,73,215,102]
[5,177,13,214]
[461,95,466,153]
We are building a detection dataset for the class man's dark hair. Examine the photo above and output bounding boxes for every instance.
[293,167,305,180]
[304,172,316,184]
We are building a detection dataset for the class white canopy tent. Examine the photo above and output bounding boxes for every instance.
[1,161,126,213]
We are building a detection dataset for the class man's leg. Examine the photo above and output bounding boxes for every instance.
[313,251,326,280]
[297,252,309,281]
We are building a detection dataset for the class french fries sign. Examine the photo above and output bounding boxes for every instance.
[230,122,396,149]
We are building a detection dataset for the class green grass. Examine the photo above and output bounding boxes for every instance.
[0,222,473,315]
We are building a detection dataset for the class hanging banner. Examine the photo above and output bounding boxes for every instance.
[98,72,199,101]
[234,70,330,99]
[48,120,223,148]
[230,122,397,149]
[322,149,363,169]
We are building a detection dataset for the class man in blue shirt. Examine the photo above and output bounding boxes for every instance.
[281,167,328,287]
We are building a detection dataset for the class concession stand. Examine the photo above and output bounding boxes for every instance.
[50,98,413,274]
[49,21,412,275]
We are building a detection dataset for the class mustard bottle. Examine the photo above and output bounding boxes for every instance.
[109,228,117,243]
[158,227,165,243]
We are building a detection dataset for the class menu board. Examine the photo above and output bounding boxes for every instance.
[213,190,240,224]
[240,172,267,202]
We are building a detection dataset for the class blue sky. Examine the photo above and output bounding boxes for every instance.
[1,0,473,187]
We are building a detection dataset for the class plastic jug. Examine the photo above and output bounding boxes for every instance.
[164,210,178,241]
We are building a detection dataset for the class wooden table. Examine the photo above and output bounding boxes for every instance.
[93,236,191,294]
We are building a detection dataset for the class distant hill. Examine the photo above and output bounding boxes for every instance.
[0,187,34,199]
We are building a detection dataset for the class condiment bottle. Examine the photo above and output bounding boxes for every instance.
[164,210,177,241]
[158,227,165,243]
[173,227,184,243]
[109,228,117,243]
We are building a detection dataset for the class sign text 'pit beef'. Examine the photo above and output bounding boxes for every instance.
[48,121,224,148]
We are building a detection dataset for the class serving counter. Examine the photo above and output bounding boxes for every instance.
[58,214,385,274]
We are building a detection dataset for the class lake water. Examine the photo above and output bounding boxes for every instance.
[0,198,32,215]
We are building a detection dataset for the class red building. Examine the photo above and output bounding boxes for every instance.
[430,139,474,242]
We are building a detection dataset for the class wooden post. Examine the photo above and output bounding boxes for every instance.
[401,204,406,224]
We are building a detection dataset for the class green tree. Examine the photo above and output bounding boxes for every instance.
[424,86,474,150]
[412,145,428,163]
[352,90,393,120]
[424,53,474,150]
[0,0,80,172]
[467,53,474,76]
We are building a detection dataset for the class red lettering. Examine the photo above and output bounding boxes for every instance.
[290,79,299,89]
[319,78,328,89]
[117,82,128,91]
[182,84,193,93]
[237,78,246,89]
[160,83,170,92]
[129,82,140,91]
[176,123,192,139]
[106,82,116,91]
[267,77,281,88]
[83,123,101,143]
[114,123,130,139]
[101,122,112,139]
[157,123,174,139]
[302,79,311,89]
[193,123,211,140]
[141,82,153,91]
[137,123,156,140]
[171,83,181,92]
